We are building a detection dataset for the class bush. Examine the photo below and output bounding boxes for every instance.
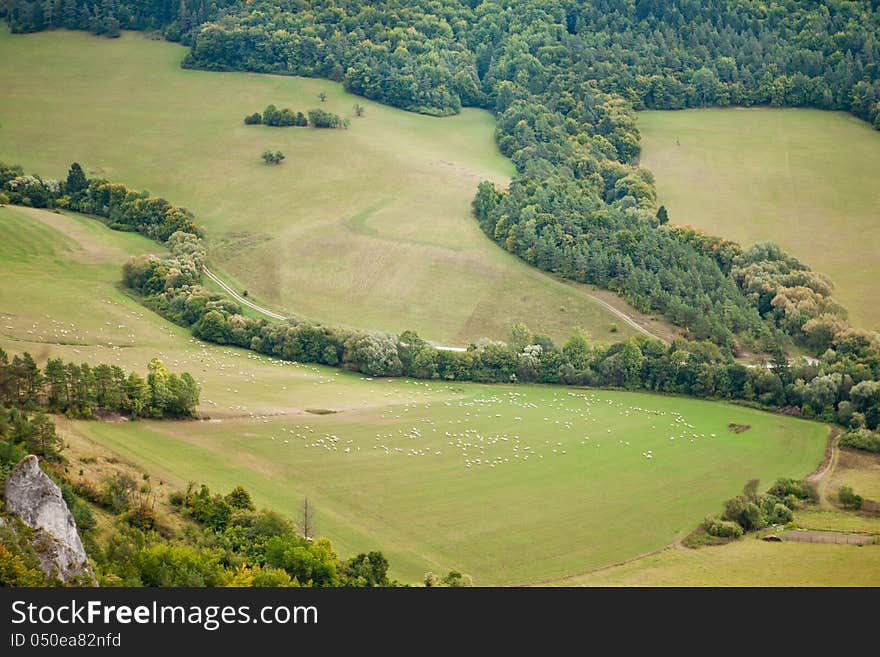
[441,570,473,587]
[840,429,880,453]
[307,108,344,128]
[768,477,814,502]
[769,503,793,524]
[838,485,864,509]
[124,503,158,532]
[261,150,285,165]
[0,542,46,586]
[244,112,262,125]
[742,502,768,531]
[101,473,137,513]
[225,485,255,511]
[705,518,743,538]
[260,105,307,127]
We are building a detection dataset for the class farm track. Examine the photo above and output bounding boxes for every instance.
[204,267,287,321]
[204,266,665,349]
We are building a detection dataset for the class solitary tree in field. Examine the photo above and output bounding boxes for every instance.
[318,91,327,103]
[261,150,285,165]
[301,497,315,540]
[354,103,364,117]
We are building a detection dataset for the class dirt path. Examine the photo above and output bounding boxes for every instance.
[204,266,288,321]
[205,266,665,349]
[204,266,470,351]
[807,427,841,507]
[581,292,665,342]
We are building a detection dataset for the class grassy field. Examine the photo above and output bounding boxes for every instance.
[63,387,827,585]
[552,539,880,586]
[1,204,828,584]
[0,27,661,346]
[639,107,880,331]
[823,448,880,504]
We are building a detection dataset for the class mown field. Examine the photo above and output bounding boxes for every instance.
[639,107,880,331]
[1,204,830,584]
[0,27,662,346]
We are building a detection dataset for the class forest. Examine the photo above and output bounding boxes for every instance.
[0,350,200,420]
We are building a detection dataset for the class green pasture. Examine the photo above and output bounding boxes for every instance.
[68,388,827,585]
[553,537,880,586]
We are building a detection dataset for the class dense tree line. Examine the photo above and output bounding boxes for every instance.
[0,348,200,419]
[1,161,200,242]
[1,0,236,43]
[124,224,880,431]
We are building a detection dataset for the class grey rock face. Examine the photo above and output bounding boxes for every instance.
[4,455,97,585]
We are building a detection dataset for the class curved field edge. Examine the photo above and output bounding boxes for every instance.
[0,27,673,345]
[639,107,880,331]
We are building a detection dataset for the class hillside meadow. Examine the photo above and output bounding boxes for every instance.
[552,538,880,587]
[639,107,880,331]
[0,203,830,584]
[0,27,665,346]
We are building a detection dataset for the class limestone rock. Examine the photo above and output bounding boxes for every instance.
[4,455,96,585]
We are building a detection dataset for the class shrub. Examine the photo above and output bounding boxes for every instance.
[307,108,344,128]
[124,503,158,532]
[101,473,137,513]
[838,485,864,509]
[706,518,744,538]
[244,112,262,125]
[769,503,793,524]
[225,485,255,511]
[0,542,46,586]
[742,502,768,530]
[768,477,814,501]
[261,150,285,165]
[840,429,880,453]
[441,570,473,587]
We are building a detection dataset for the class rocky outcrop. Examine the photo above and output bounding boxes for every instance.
[3,455,97,585]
